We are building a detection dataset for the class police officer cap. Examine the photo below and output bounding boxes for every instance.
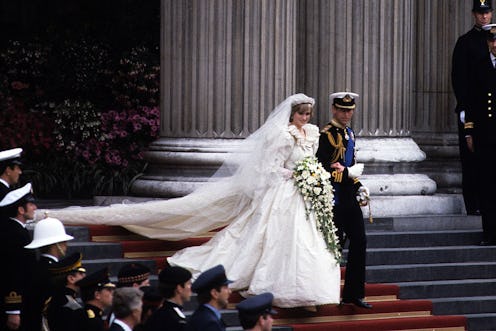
[330,92,359,110]
[141,286,163,308]
[159,266,192,285]
[236,293,277,316]
[483,24,496,40]
[0,183,35,208]
[473,0,492,12]
[191,264,233,293]
[0,148,23,166]
[76,267,115,289]
[48,252,86,275]
[117,263,151,287]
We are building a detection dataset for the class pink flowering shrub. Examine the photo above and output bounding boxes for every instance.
[0,40,160,197]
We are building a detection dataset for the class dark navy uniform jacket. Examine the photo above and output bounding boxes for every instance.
[0,218,36,323]
[145,301,187,331]
[186,305,225,331]
[465,52,496,145]
[452,25,490,114]
[47,287,87,331]
[22,254,57,331]
[84,303,106,331]
[0,182,9,200]
[316,119,363,206]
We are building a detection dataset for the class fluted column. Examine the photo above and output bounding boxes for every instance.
[297,0,414,136]
[413,0,472,134]
[161,0,297,138]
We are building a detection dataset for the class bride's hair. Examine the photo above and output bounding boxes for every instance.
[290,102,314,122]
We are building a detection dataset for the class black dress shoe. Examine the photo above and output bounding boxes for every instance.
[467,209,481,216]
[341,298,373,309]
[480,240,496,246]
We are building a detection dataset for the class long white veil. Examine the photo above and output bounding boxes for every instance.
[36,93,316,240]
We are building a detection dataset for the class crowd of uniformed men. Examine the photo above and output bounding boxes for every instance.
[0,148,275,331]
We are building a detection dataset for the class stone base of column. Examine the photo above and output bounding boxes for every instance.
[130,137,463,216]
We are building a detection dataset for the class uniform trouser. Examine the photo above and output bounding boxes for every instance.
[477,141,496,242]
[333,201,367,300]
[458,119,480,213]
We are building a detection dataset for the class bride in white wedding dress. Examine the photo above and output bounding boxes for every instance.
[39,93,341,307]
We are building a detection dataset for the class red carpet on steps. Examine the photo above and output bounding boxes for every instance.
[290,315,467,330]
[83,225,467,330]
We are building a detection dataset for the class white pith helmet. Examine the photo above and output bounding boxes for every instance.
[25,217,74,249]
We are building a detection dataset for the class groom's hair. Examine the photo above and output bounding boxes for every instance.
[196,285,222,304]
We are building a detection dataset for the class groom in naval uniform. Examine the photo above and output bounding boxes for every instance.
[316,92,371,309]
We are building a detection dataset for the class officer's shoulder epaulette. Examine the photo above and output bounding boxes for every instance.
[86,309,96,319]
[320,123,334,133]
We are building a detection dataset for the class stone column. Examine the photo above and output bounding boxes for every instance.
[294,0,464,217]
[412,1,474,192]
[297,0,414,136]
[160,0,297,138]
[132,0,298,196]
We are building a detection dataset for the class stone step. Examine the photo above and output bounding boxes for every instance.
[396,279,496,299]
[66,242,123,259]
[366,215,481,231]
[361,194,464,218]
[366,262,496,283]
[363,245,496,265]
[431,296,496,315]
[464,313,496,331]
[366,230,481,248]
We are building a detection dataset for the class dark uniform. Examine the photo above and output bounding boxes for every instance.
[317,119,367,303]
[84,303,106,331]
[108,321,126,331]
[465,24,496,244]
[451,0,493,214]
[0,218,36,329]
[0,182,9,201]
[186,265,232,331]
[22,255,57,331]
[76,267,116,331]
[0,183,37,330]
[186,305,225,331]
[46,287,87,331]
[45,252,87,331]
[145,301,187,331]
[316,93,370,309]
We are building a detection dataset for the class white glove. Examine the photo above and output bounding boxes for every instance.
[348,163,364,179]
[356,186,370,206]
[459,110,465,124]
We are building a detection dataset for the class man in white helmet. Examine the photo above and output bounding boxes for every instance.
[0,183,37,330]
[23,217,75,331]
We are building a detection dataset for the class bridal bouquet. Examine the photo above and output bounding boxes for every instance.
[293,156,341,262]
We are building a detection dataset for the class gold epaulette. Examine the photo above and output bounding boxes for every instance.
[353,178,360,185]
[464,122,474,129]
[5,291,22,304]
[320,123,333,133]
[87,309,96,319]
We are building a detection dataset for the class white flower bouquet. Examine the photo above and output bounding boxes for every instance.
[293,156,341,262]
